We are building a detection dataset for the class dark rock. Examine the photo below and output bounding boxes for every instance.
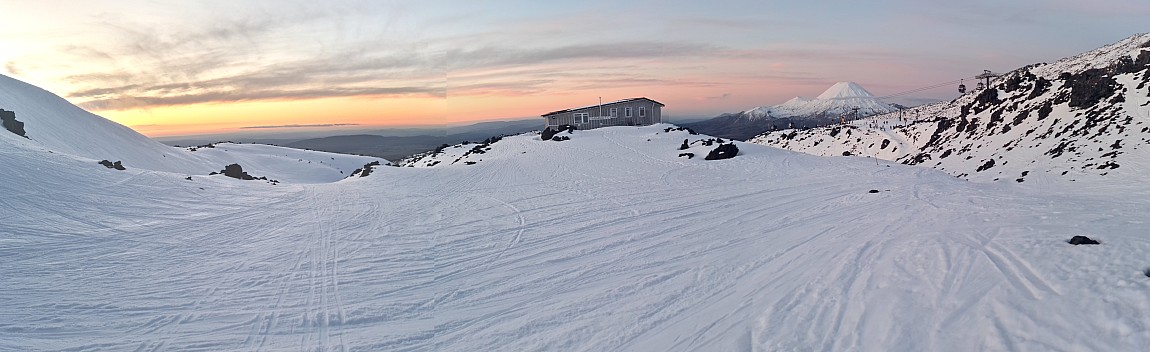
[185,176,193,181]
[1,109,27,138]
[541,124,575,141]
[973,88,1000,111]
[1067,235,1100,245]
[663,126,699,135]
[902,152,932,165]
[868,189,880,193]
[217,163,256,180]
[678,153,694,159]
[350,161,383,177]
[704,143,739,160]
[98,160,125,170]
[842,151,852,156]
[1063,68,1119,109]
[679,139,690,150]
[976,159,996,172]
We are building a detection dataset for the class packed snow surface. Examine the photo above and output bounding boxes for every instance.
[4,118,1150,350]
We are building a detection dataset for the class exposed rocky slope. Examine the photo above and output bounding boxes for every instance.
[752,33,1150,183]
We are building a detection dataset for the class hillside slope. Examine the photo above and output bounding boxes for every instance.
[752,33,1150,183]
[0,74,384,183]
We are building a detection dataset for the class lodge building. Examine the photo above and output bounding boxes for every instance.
[541,98,664,130]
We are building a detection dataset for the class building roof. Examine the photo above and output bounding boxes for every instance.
[541,97,665,117]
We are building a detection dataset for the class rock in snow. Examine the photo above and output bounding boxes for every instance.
[704,143,739,160]
[1068,235,1101,245]
[1,108,27,138]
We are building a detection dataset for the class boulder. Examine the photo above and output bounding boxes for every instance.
[704,143,739,160]
[1,109,28,138]
[1067,235,1100,245]
[217,164,255,180]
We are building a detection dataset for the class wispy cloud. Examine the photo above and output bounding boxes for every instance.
[78,85,444,110]
[4,61,21,75]
[61,32,724,110]
[445,42,720,69]
[240,123,359,129]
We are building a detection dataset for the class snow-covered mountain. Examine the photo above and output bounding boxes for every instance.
[684,81,897,140]
[752,33,1150,183]
[743,81,898,119]
[5,42,1150,351]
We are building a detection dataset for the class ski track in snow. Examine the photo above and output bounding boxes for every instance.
[4,125,1150,351]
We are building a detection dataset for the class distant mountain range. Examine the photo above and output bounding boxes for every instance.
[282,119,542,160]
[684,81,899,140]
[161,119,543,161]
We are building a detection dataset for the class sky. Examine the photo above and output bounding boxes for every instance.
[1,0,1147,137]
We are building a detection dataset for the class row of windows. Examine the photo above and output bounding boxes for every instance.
[570,106,649,123]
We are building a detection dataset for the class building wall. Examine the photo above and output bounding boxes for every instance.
[543,99,663,130]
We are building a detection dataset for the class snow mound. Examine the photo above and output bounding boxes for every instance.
[0,73,386,183]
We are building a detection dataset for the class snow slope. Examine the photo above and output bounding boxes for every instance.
[6,120,1150,351]
[0,73,385,183]
[752,33,1150,184]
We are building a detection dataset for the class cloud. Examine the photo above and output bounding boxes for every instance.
[240,123,360,129]
[705,93,732,100]
[445,41,721,70]
[4,62,21,75]
[62,29,721,110]
[78,85,443,110]
[35,3,917,114]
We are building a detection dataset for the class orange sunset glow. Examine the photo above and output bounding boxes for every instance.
[3,1,1146,138]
